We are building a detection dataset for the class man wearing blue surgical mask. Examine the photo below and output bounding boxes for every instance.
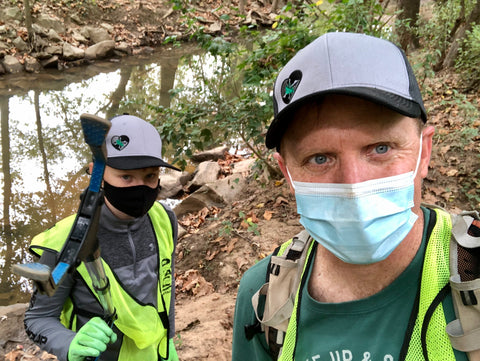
[232,32,474,361]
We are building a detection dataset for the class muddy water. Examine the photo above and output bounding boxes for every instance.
[0,44,201,305]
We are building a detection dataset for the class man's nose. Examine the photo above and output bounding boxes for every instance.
[335,158,366,184]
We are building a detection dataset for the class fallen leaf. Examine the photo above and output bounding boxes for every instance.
[236,257,248,270]
[438,166,449,175]
[205,249,219,261]
[211,236,224,244]
[440,145,451,153]
[258,252,267,259]
[222,238,238,253]
[263,210,274,220]
[180,269,214,297]
[177,250,184,261]
[428,186,445,196]
[447,169,458,177]
[274,196,289,206]
[5,350,22,361]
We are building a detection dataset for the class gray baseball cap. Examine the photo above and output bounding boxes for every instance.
[106,114,180,171]
[266,32,427,149]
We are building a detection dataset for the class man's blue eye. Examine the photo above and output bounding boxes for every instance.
[375,145,389,154]
[314,155,327,164]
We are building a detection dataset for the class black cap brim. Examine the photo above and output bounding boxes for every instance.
[265,88,426,150]
[107,156,181,171]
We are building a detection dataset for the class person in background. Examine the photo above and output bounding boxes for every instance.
[232,32,471,361]
[24,114,181,361]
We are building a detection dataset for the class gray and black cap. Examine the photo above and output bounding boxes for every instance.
[266,32,427,150]
[106,114,180,171]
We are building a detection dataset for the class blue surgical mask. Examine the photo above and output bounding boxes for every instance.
[288,136,423,264]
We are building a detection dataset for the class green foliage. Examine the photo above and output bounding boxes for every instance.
[432,87,480,209]
[436,89,480,144]
[462,166,480,209]
[151,0,477,185]
[150,36,273,170]
[408,49,441,98]
[238,211,260,236]
[151,3,327,173]
[149,0,406,175]
[420,0,459,48]
[174,333,183,348]
[456,25,480,89]
[325,0,395,37]
[417,0,466,68]
[169,0,188,13]
[443,89,479,128]
[219,220,234,237]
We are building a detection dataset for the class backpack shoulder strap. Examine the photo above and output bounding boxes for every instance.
[249,229,313,358]
[447,210,480,360]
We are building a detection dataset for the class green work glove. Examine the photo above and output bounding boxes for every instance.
[165,338,179,361]
[68,317,117,361]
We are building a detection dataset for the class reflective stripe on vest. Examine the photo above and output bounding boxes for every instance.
[29,202,174,360]
[278,207,455,361]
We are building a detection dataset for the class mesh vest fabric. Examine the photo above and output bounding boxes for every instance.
[277,207,456,361]
[405,207,454,360]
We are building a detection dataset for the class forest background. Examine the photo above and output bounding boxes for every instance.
[1,0,480,360]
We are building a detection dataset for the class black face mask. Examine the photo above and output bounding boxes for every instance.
[103,181,160,218]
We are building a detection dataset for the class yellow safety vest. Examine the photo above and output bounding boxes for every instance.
[278,207,455,360]
[29,202,174,360]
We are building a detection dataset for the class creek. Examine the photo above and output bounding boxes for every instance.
[0,43,207,306]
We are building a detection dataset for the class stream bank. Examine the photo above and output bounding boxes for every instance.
[0,0,276,77]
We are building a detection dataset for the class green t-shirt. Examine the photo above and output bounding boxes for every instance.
[232,207,468,361]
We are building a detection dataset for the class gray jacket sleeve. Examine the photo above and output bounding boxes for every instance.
[24,273,76,361]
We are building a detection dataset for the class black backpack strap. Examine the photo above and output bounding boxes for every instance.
[399,207,437,361]
[421,283,451,361]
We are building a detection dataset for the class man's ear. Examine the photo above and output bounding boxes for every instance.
[273,152,294,193]
[420,126,435,179]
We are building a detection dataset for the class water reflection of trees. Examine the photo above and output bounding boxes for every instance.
[0,91,92,305]
[0,95,16,305]
[34,91,57,223]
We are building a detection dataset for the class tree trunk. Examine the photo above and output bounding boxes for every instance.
[23,0,34,43]
[0,96,13,297]
[441,0,480,69]
[106,66,133,119]
[34,91,57,223]
[159,56,180,109]
[396,0,421,52]
[271,0,281,13]
[239,0,246,14]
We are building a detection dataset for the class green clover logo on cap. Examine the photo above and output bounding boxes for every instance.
[281,70,302,104]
